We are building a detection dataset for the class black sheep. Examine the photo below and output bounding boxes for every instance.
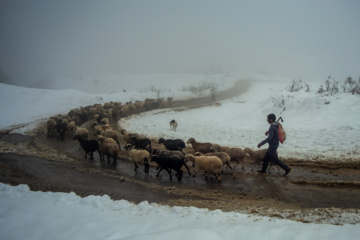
[130,136,152,152]
[151,155,191,181]
[56,120,68,141]
[158,138,185,152]
[73,135,102,161]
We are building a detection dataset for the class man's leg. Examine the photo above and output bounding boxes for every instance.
[268,148,291,175]
[258,149,270,173]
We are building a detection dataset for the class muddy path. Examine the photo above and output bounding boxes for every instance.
[1,79,360,223]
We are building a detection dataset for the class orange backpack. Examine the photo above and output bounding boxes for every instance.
[277,117,286,144]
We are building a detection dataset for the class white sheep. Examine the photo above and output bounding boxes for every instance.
[90,120,98,129]
[67,121,76,136]
[100,129,121,149]
[244,147,280,171]
[194,151,236,178]
[74,126,89,140]
[100,117,110,125]
[210,144,246,171]
[93,124,112,137]
[124,144,150,173]
[152,148,185,160]
[185,154,223,182]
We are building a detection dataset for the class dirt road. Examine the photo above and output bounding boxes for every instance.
[1,79,360,224]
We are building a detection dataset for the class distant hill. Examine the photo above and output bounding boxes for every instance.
[0,67,14,85]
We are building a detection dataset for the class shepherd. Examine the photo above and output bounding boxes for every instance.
[257,113,292,176]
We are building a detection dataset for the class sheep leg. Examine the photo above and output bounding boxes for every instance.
[225,162,233,170]
[134,162,139,171]
[112,154,117,166]
[97,150,102,162]
[232,162,239,171]
[216,172,222,182]
[144,162,149,174]
[156,167,164,177]
[166,169,173,181]
[116,140,121,150]
[204,172,209,181]
[89,152,94,161]
[183,163,191,176]
[177,170,183,181]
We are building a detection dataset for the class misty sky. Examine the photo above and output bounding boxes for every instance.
[0,0,359,83]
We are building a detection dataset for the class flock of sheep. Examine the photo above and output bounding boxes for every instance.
[45,97,277,182]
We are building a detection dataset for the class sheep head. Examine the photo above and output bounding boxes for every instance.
[184,154,195,167]
[194,152,203,156]
[244,147,252,153]
[150,155,159,163]
[210,144,221,152]
[97,136,106,143]
[186,138,195,145]
[124,144,133,150]
[152,148,161,156]
[72,135,81,141]
[243,148,253,157]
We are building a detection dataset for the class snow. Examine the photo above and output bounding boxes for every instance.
[1,73,360,239]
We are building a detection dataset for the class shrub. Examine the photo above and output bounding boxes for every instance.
[288,79,310,92]
[182,81,218,96]
[342,76,360,95]
[318,75,360,96]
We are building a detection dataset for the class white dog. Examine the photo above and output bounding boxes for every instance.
[169,119,178,131]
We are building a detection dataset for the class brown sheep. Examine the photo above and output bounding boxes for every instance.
[112,108,119,122]
[186,138,213,154]
[210,144,246,171]
[100,117,110,125]
[119,105,129,117]
[98,136,120,165]
[244,147,280,171]
[46,118,57,138]
[126,102,137,115]
[120,129,140,145]
[167,97,173,107]
[134,100,145,113]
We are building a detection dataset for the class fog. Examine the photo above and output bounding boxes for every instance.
[0,0,359,86]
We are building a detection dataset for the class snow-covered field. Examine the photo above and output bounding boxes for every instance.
[1,73,360,239]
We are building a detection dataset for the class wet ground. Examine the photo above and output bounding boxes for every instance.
[1,79,360,224]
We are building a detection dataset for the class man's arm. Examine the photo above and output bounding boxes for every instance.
[258,127,274,148]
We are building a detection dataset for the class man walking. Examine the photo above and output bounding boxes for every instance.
[257,114,292,175]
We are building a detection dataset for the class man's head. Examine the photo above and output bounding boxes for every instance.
[267,113,276,123]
